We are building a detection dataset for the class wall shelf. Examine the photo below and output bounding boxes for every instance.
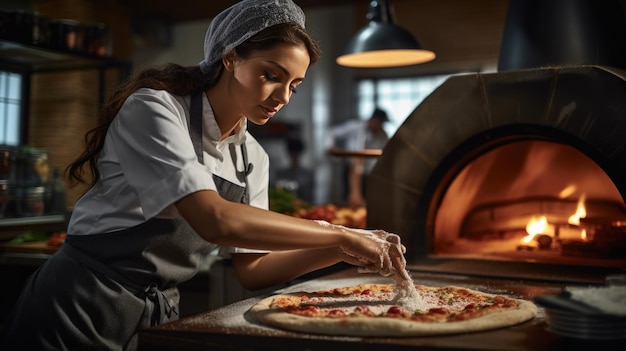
[0,37,132,144]
[0,215,65,228]
[0,39,131,75]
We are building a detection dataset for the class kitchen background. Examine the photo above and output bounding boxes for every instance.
[0,0,513,209]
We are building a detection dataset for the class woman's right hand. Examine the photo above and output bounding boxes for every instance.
[338,228,406,277]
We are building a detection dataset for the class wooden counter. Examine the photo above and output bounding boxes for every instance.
[137,268,626,351]
[0,240,58,255]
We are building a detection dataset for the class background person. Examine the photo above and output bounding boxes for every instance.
[326,108,390,208]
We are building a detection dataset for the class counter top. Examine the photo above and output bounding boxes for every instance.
[0,240,58,266]
[138,268,625,351]
[0,240,58,254]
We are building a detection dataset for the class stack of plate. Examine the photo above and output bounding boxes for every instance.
[535,294,626,340]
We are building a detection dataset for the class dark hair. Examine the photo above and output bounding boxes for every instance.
[67,22,321,188]
[371,108,389,122]
[286,138,304,153]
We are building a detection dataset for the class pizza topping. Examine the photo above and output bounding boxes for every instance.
[268,283,526,323]
[281,305,321,317]
[429,307,450,315]
[464,303,477,310]
[354,305,375,316]
[386,306,403,314]
[253,283,538,337]
[328,309,346,317]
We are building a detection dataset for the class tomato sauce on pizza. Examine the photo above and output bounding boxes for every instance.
[250,282,537,337]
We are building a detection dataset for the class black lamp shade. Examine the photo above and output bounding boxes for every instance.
[336,0,435,68]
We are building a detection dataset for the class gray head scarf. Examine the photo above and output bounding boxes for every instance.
[199,0,306,73]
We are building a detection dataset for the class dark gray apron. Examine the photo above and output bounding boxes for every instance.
[1,91,252,351]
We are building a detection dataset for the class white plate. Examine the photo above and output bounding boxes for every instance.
[544,308,626,340]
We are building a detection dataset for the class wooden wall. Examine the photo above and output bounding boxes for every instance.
[389,0,508,67]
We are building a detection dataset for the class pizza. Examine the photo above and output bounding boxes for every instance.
[249,280,537,337]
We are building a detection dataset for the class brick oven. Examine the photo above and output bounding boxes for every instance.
[366,0,626,283]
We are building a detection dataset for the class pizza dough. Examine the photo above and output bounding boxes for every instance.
[249,283,537,337]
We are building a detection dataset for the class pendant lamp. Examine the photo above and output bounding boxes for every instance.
[336,0,435,68]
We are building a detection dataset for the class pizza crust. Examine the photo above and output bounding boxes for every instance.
[249,286,538,337]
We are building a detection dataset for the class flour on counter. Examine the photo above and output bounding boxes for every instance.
[565,285,626,316]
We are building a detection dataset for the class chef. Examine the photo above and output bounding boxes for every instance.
[326,108,390,208]
[0,1,407,350]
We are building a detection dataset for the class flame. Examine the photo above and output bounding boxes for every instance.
[520,194,588,246]
[523,215,548,243]
[568,194,588,241]
[568,193,586,226]
[559,185,577,199]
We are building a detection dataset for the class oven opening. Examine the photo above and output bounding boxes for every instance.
[366,65,626,284]
[433,138,626,269]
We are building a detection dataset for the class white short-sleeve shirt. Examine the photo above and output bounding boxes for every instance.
[67,88,269,255]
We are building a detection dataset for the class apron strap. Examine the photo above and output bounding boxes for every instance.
[240,143,252,204]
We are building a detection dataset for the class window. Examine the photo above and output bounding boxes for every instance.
[0,70,22,145]
[355,74,454,137]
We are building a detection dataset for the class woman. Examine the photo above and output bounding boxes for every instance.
[1,1,407,350]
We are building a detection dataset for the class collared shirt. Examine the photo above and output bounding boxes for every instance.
[325,119,389,174]
[68,88,269,254]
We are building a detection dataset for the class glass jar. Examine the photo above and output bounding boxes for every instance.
[84,23,111,57]
[23,186,45,216]
[0,146,17,182]
[49,19,82,52]
[0,180,10,218]
[16,147,49,187]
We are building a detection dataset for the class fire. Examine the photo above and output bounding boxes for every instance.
[568,194,587,226]
[523,216,548,243]
[521,194,588,244]
[559,185,577,199]
[568,194,588,240]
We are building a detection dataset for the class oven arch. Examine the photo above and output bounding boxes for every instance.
[367,65,626,260]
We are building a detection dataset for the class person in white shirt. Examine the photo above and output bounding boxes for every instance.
[326,108,390,208]
[1,1,406,350]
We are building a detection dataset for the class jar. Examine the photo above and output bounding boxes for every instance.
[0,180,10,218]
[0,145,17,182]
[84,23,111,57]
[44,168,67,215]
[1,11,49,46]
[16,147,49,187]
[23,186,45,216]
[48,19,82,52]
